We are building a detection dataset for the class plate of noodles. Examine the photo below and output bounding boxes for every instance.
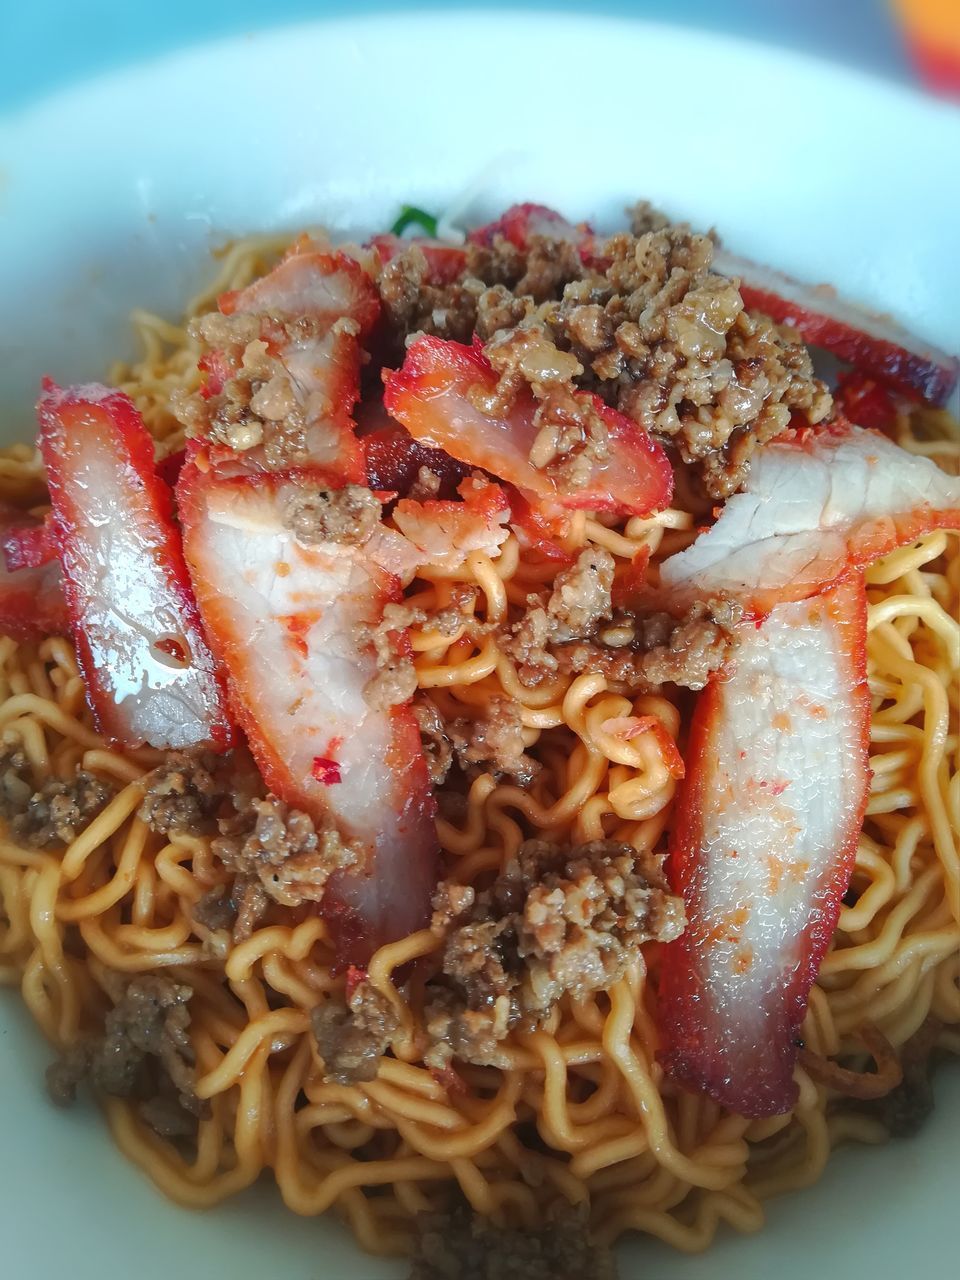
[1,12,958,1280]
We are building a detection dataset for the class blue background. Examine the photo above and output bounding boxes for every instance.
[4,0,911,113]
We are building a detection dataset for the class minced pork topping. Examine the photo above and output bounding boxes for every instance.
[372,203,832,499]
[0,749,114,848]
[423,839,684,1068]
[409,1203,618,1280]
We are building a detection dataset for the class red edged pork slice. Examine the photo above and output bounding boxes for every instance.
[467,203,590,251]
[36,383,233,749]
[833,371,899,434]
[199,249,381,481]
[0,502,67,641]
[383,336,673,518]
[177,462,438,956]
[713,248,958,406]
[505,490,575,565]
[357,394,470,501]
[220,247,380,336]
[658,575,871,1117]
[1,507,57,572]
[368,234,469,285]
[659,422,960,614]
[392,477,511,570]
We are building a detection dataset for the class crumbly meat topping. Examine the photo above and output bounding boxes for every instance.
[414,694,540,788]
[423,839,684,1067]
[517,594,742,693]
[378,246,483,352]
[138,749,224,836]
[376,234,583,359]
[191,876,270,943]
[870,1016,944,1137]
[232,878,271,940]
[448,695,539,787]
[46,975,204,1139]
[365,624,419,712]
[409,1203,619,1280]
[0,749,114,848]
[364,591,484,712]
[375,208,832,499]
[634,595,744,687]
[504,548,615,684]
[173,313,296,466]
[628,200,672,237]
[173,310,360,470]
[546,547,616,640]
[473,327,610,488]
[413,697,455,786]
[555,225,830,498]
[191,882,237,932]
[408,465,443,501]
[212,795,358,909]
[139,750,293,941]
[384,589,483,640]
[282,483,381,546]
[311,981,400,1085]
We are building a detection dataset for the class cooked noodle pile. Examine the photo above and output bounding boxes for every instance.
[0,235,957,1262]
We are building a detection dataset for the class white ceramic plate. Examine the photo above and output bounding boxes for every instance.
[1,14,958,1279]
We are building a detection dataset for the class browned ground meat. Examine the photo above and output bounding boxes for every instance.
[413,696,455,786]
[374,208,831,499]
[546,548,616,640]
[534,595,742,693]
[408,1203,618,1280]
[138,1090,203,1141]
[0,749,114,848]
[46,975,204,1138]
[448,695,539,787]
[0,747,32,815]
[191,876,270,942]
[174,310,361,470]
[415,693,538,787]
[138,749,224,836]
[503,606,558,686]
[364,626,420,712]
[139,751,303,941]
[424,839,683,1067]
[311,981,400,1084]
[376,234,584,358]
[232,878,271,939]
[478,325,584,409]
[408,465,442,501]
[212,795,358,909]
[365,592,485,711]
[628,200,671,237]
[874,1017,944,1137]
[505,548,615,685]
[385,592,482,640]
[636,596,743,687]
[282,483,381,546]
[192,882,237,932]
[378,246,483,351]
[556,226,830,497]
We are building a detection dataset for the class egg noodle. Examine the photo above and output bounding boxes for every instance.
[0,235,957,1259]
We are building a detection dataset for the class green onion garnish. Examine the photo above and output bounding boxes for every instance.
[389,205,439,238]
